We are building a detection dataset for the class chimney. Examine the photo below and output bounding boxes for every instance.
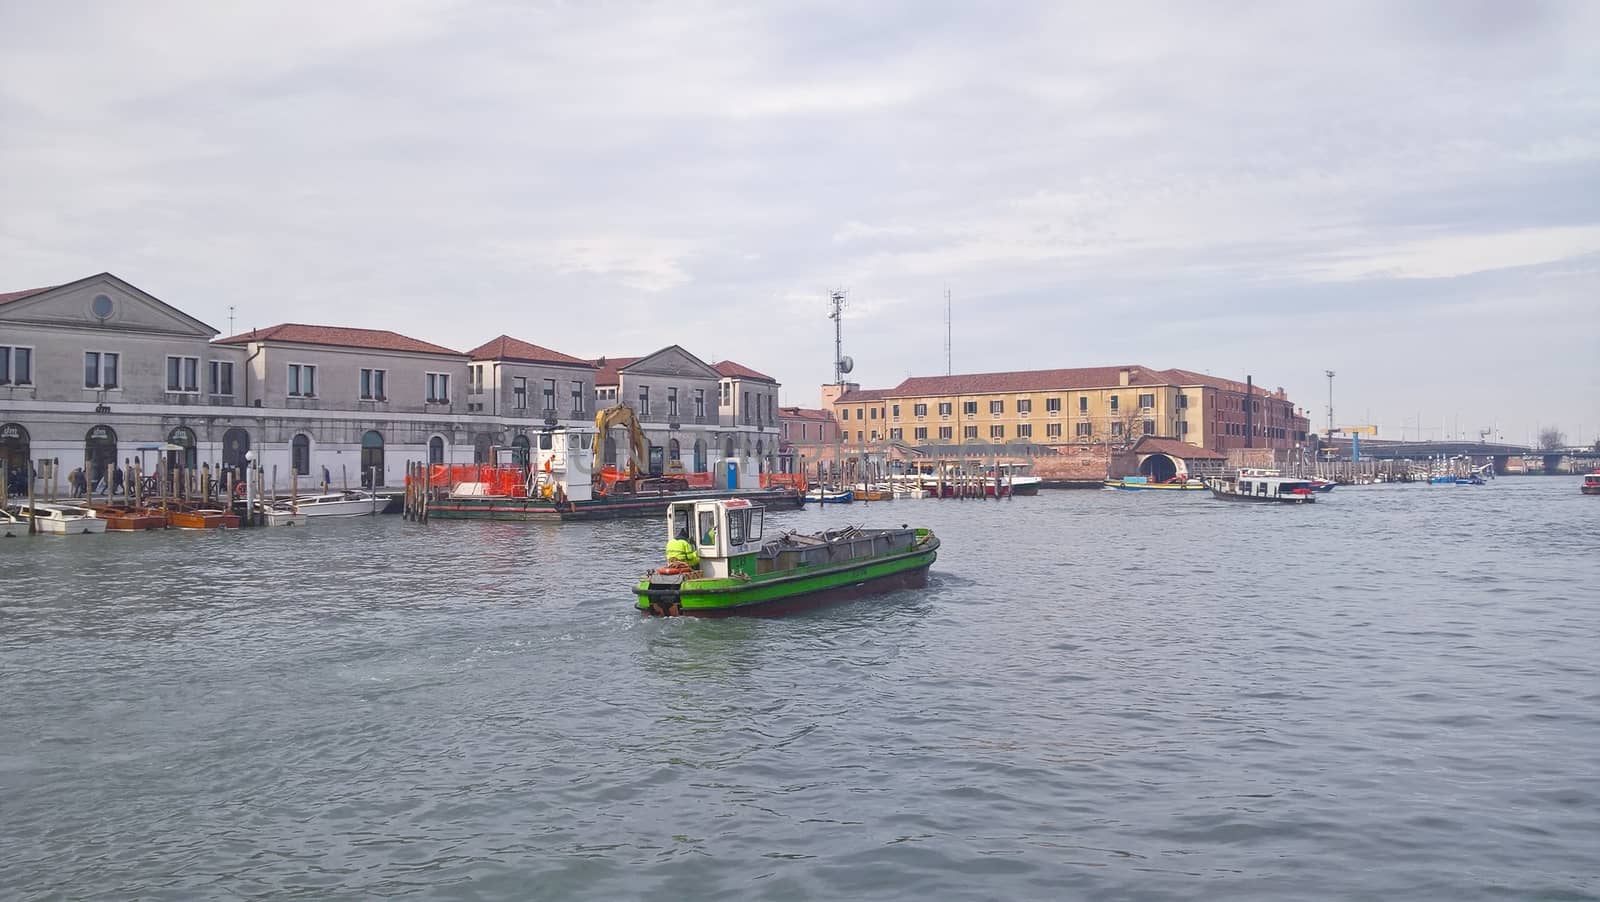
[1118,367,1132,387]
[1245,375,1254,449]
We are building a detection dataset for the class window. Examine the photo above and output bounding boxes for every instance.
[291,434,311,476]
[1143,419,1155,435]
[856,431,863,443]
[209,361,233,396]
[747,392,754,424]
[84,352,119,389]
[1177,394,1189,409]
[0,346,32,385]
[892,404,900,418]
[1076,422,1093,437]
[1046,397,1061,414]
[914,427,928,440]
[638,385,650,416]
[541,378,556,412]
[1111,421,1124,436]
[855,407,863,422]
[360,368,386,400]
[841,409,849,421]
[989,400,1004,415]
[869,407,878,420]
[513,376,527,410]
[913,403,928,417]
[990,424,1005,439]
[669,387,679,417]
[870,431,879,442]
[426,372,450,403]
[938,402,952,417]
[963,400,977,415]
[1017,399,1032,415]
[1139,393,1155,409]
[468,365,484,394]
[1110,395,1120,412]
[572,381,584,415]
[694,389,706,419]
[1046,422,1062,439]
[1018,423,1033,438]
[939,426,953,440]
[964,425,978,439]
[782,423,791,440]
[169,356,201,393]
[889,428,903,440]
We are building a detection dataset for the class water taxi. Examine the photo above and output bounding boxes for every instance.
[1582,470,1600,495]
[634,498,939,617]
[1103,476,1206,491]
[90,506,167,530]
[1205,473,1317,504]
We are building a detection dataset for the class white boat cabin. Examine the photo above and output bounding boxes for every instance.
[666,498,765,577]
[531,426,597,503]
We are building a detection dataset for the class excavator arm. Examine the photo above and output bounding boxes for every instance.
[594,403,652,482]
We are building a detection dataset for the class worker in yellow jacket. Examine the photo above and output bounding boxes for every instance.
[666,529,700,568]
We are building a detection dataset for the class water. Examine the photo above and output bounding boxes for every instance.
[2,480,1597,900]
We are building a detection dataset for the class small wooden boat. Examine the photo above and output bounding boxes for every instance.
[804,488,855,504]
[635,499,939,617]
[1205,473,1317,504]
[1103,476,1207,491]
[1583,471,1600,495]
[12,503,108,534]
[165,504,241,529]
[90,505,167,531]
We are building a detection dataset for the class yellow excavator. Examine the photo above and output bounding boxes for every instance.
[593,403,686,492]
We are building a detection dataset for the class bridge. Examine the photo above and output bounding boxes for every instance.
[1327,439,1600,473]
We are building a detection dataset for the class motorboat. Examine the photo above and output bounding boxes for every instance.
[90,505,167,530]
[293,491,383,518]
[1308,478,1337,493]
[1205,473,1317,504]
[164,503,241,529]
[1103,476,1206,491]
[259,502,309,527]
[11,503,108,534]
[635,498,938,617]
[2,507,25,537]
[1584,470,1600,496]
[804,488,855,504]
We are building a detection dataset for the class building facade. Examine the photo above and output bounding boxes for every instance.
[0,273,598,495]
[824,366,1310,454]
[592,346,779,477]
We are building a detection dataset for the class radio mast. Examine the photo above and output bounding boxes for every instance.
[944,288,952,376]
[829,290,853,387]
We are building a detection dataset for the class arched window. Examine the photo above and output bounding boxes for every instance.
[85,424,118,487]
[668,438,681,462]
[166,426,198,470]
[360,430,384,488]
[428,435,445,464]
[291,433,311,476]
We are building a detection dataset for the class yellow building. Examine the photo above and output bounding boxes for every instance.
[824,365,1309,454]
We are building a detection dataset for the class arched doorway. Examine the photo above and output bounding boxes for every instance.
[693,439,706,473]
[756,439,765,473]
[1,423,30,497]
[1138,453,1180,482]
[428,435,445,465]
[222,427,250,482]
[473,434,493,464]
[291,433,311,476]
[360,430,384,488]
[511,434,530,467]
[85,424,117,488]
[167,426,197,471]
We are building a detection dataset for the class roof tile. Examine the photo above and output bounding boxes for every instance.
[214,323,461,356]
[467,334,592,367]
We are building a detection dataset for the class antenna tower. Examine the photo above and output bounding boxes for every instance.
[1324,370,1336,436]
[829,290,853,387]
[944,288,952,376]
[228,305,235,335]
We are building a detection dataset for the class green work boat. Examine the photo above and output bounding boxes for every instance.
[635,498,940,617]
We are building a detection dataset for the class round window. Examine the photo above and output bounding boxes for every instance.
[91,294,114,318]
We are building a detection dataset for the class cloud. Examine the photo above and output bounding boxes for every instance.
[1,0,1597,441]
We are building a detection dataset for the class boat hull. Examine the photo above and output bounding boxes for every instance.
[1581,484,1600,495]
[1207,488,1315,504]
[636,538,938,617]
[91,508,167,530]
[430,487,805,522]
[166,509,241,529]
[1103,479,1206,491]
[34,517,108,534]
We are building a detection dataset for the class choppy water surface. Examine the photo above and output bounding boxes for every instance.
[2,479,1598,900]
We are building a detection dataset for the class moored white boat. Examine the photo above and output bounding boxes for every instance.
[293,491,382,518]
[2,507,25,537]
[11,503,109,534]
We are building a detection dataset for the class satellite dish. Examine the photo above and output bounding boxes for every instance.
[838,355,854,374]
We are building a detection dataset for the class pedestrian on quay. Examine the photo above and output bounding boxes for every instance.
[321,465,331,493]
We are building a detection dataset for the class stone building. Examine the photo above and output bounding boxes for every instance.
[0,273,598,495]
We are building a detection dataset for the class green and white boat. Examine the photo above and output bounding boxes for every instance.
[635,498,940,617]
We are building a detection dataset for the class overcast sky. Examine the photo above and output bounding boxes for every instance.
[3,1,1597,444]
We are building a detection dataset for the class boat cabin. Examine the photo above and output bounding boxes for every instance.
[531,426,596,503]
[667,498,765,578]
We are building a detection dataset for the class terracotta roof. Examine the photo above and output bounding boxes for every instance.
[0,285,56,306]
[714,360,776,382]
[884,366,1171,398]
[1131,436,1226,459]
[779,406,834,421]
[215,323,461,356]
[468,334,592,367]
[835,387,892,403]
[590,356,640,386]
